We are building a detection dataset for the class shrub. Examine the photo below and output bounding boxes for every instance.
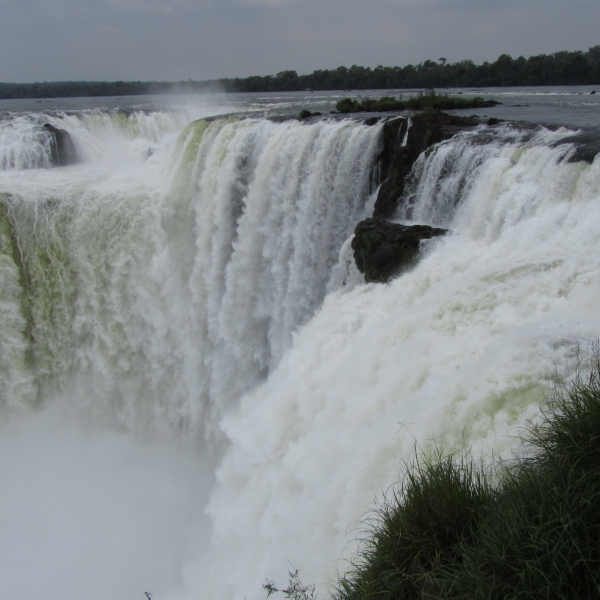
[265,570,317,600]
[299,109,323,119]
[449,358,600,600]
[336,98,360,113]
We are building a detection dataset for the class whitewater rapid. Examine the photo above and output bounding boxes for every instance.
[204,125,600,600]
[0,103,599,600]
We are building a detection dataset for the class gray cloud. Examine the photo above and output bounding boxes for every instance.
[0,0,598,82]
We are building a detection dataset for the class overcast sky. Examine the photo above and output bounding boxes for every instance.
[1,0,598,83]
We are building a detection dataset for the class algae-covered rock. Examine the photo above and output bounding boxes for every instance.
[352,218,446,283]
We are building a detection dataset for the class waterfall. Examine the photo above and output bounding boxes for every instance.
[204,124,600,600]
[0,116,382,436]
[0,108,599,600]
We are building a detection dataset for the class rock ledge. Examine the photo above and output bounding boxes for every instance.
[352,218,447,283]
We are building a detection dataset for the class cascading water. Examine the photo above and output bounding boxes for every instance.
[0,114,381,435]
[0,104,233,169]
[202,124,600,600]
[0,106,383,599]
[0,101,599,600]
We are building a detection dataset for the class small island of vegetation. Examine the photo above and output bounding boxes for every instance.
[335,91,500,113]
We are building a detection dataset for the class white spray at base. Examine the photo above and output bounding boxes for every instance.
[0,111,599,600]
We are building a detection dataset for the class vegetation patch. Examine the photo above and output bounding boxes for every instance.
[336,91,500,114]
[331,356,600,600]
[299,109,323,119]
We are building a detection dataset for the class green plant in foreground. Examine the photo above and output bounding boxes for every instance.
[265,569,317,600]
[335,451,495,600]
[451,360,600,600]
[333,355,600,600]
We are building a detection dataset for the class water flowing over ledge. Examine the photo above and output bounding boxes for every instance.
[0,103,599,600]
[206,123,600,600]
[0,115,382,436]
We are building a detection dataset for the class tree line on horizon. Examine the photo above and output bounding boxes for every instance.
[1,47,599,100]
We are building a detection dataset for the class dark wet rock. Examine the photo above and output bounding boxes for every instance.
[43,123,78,166]
[591,90,596,95]
[372,117,408,187]
[373,112,478,218]
[352,218,447,283]
[552,127,600,163]
[487,117,502,126]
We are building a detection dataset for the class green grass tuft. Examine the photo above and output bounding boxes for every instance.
[335,451,495,600]
[333,354,600,600]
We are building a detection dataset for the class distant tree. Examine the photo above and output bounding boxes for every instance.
[1,46,598,100]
